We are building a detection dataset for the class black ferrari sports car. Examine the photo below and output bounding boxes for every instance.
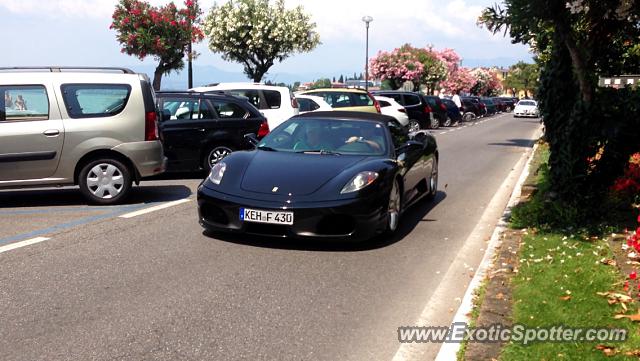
[197,111,439,241]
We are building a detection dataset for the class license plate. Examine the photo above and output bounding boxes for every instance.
[240,208,294,225]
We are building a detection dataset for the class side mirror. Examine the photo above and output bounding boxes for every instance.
[161,109,171,122]
[244,133,259,147]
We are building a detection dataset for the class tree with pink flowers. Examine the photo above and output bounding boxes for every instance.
[469,67,502,96]
[369,44,425,90]
[111,0,204,90]
[440,67,476,94]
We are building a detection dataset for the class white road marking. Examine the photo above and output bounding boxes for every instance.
[119,198,191,219]
[392,124,544,361]
[0,237,50,254]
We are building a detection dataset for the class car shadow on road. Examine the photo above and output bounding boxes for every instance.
[0,185,193,208]
[203,191,447,252]
[487,139,536,148]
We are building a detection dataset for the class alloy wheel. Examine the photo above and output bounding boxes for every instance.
[208,146,233,168]
[408,120,420,133]
[388,180,401,232]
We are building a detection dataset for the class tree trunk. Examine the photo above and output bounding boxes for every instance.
[153,64,164,91]
[556,21,593,103]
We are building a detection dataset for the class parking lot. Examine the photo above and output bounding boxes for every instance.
[0,114,543,361]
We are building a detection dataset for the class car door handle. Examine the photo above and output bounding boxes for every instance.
[43,129,60,137]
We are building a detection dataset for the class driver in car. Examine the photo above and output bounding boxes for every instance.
[293,123,333,151]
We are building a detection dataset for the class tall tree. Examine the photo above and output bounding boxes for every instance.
[338,75,344,83]
[479,0,640,208]
[111,0,204,90]
[503,61,539,97]
[204,0,320,82]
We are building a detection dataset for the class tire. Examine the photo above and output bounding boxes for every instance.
[443,116,452,127]
[462,112,475,122]
[203,145,234,171]
[408,119,421,133]
[386,178,402,234]
[78,158,133,205]
[430,116,440,129]
[426,158,438,201]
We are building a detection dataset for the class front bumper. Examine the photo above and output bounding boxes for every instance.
[514,110,539,117]
[197,185,388,241]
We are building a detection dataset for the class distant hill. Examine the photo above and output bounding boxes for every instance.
[128,65,328,90]
[127,56,532,90]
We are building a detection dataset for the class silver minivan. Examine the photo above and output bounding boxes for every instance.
[0,67,166,204]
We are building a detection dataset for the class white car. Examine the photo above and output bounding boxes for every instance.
[513,99,540,118]
[374,96,409,127]
[190,83,299,129]
[295,94,333,114]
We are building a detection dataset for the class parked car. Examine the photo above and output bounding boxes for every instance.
[513,99,540,118]
[190,83,299,130]
[440,98,463,125]
[0,66,166,204]
[491,97,506,113]
[479,98,498,116]
[463,97,488,117]
[295,94,333,114]
[496,97,516,112]
[461,99,482,120]
[156,91,269,172]
[374,95,409,127]
[297,88,380,114]
[371,90,438,131]
[197,111,438,241]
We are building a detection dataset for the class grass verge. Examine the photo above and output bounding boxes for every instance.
[500,142,640,360]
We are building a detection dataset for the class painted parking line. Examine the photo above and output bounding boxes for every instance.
[119,198,191,219]
[0,205,139,216]
[0,237,50,254]
[0,205,147,247]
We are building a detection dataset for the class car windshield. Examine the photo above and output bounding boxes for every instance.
[258,118,387,156]
[518,100,536,106]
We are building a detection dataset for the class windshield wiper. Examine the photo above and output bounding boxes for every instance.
[257,145,277,151]
[296,149,341,155]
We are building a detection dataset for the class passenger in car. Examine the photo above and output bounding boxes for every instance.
[14,95,26,110]
[345,124,384,151]
[4,92,13,109]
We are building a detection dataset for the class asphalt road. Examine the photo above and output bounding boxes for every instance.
[0,113,542,361]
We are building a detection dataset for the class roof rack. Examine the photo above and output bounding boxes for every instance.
[0,66,136,74]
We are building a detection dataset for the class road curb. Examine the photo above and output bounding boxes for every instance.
[434,131,542,360]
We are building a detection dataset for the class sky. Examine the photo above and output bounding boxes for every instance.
[0,0,533,84]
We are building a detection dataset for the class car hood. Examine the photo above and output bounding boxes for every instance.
[240,151,367,196]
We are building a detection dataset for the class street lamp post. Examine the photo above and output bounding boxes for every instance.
[362,16,373,91]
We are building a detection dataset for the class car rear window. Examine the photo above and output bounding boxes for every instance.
[1,85,49,121]
[227,89,261,109]
[351,93,374,106]
[263,90,281,109]
[160,98,202,120]
[404,94,421,106]
[518,100,536,106]
[212,100,249,119]
[61,84,131,118]
[298,98,319,112]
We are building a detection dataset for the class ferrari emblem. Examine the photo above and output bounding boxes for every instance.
[272,186,279,193]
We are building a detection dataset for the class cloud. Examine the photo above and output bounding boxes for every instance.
[0,0,176,19]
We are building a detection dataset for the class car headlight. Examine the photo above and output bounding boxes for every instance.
[208,162,227,185]
[341,171,379,194]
